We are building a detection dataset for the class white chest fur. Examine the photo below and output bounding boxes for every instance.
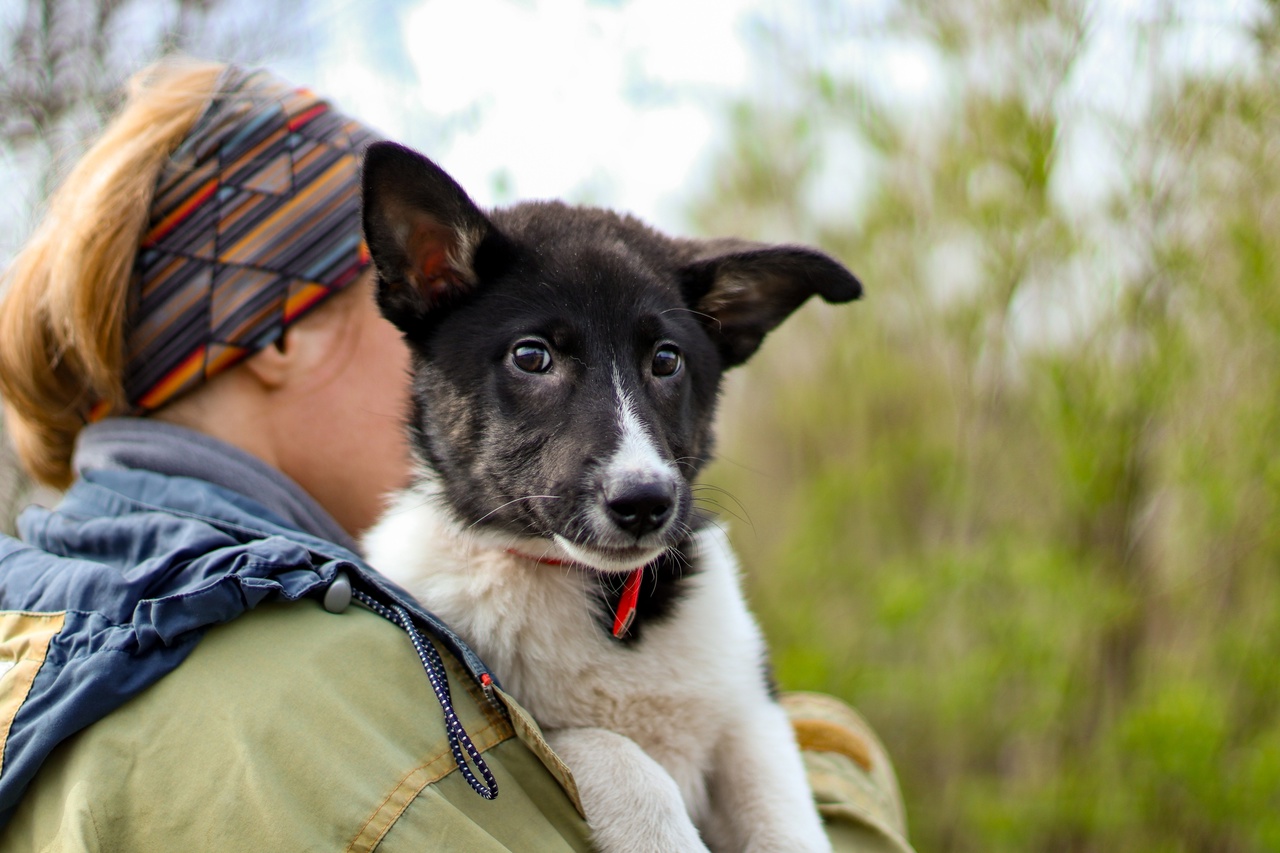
[364,488,830,852]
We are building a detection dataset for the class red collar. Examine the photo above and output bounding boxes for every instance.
[507,549,645,639]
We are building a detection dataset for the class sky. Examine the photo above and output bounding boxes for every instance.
[274,0,785,232]
[269,0,1261,233]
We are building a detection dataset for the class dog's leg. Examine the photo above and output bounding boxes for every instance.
[703,704,831,853]
[546,727,710,853]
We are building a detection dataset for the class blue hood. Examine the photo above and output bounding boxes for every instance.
[0,467,495,824]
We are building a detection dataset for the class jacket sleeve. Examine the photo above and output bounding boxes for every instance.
[782,692,916,853]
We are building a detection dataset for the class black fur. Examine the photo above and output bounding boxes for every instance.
[362,142,862,636]
[761,651,781,702]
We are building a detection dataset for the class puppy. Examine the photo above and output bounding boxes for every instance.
[361,141,861,853]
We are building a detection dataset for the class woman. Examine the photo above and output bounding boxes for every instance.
[0,59,912,851]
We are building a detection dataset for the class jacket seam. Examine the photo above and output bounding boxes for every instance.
[345,717,514,853]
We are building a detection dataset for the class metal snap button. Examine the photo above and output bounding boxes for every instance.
[323,570,352,613]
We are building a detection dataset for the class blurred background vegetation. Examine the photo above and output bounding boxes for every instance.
[702,2,1280,851]
[3,0,1278,851]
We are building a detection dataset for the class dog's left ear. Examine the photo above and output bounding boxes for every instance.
[679,242,863,368]
[362,141,496,332]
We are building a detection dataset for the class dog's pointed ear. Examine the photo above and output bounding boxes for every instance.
[362,141,496,331]
[679,241,863,368]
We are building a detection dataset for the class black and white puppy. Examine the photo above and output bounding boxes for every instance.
[361,141,860,853]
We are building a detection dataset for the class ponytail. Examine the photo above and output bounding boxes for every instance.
[0,58,226,487]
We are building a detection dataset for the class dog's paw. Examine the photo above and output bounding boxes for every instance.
[546,727,710,853]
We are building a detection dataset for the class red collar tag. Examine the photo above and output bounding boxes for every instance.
[508,549,647,639]
[611,567,644,639]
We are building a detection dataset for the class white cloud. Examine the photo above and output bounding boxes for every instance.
[299,0,757,230]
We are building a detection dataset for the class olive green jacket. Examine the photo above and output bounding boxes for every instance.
[2,600,912,852]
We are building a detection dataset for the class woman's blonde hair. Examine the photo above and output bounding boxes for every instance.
[0,58,226,488]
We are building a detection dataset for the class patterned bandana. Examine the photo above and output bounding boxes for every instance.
[103,66,381,418]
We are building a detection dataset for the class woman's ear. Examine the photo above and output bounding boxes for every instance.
[241,292,352,391]
[238,328,294,389]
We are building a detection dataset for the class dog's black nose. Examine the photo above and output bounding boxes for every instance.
[606,482,674,538]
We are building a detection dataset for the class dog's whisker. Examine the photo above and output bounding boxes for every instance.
[692,485,753,528]
[692,482,747,503]
[671,457,703,473]
[659,306,722,329]
[692,498,752,527]
[667,542,691,573]
[467,494,562,531]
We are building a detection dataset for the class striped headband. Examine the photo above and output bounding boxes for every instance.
[106,66,381,418]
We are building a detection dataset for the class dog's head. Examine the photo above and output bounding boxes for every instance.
[362,141,860,573]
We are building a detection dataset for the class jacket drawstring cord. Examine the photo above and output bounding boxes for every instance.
[352,589,499,800]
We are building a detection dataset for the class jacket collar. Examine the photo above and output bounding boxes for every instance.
[72,417,360,554]
[0,465,502,824]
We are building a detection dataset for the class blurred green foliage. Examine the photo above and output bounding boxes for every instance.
[696,1,1280,850]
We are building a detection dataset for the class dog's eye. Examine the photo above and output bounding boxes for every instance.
[652,345,683,378]
[512,341,553,373]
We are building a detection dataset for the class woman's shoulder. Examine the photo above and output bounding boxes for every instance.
[0,600,594,851]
